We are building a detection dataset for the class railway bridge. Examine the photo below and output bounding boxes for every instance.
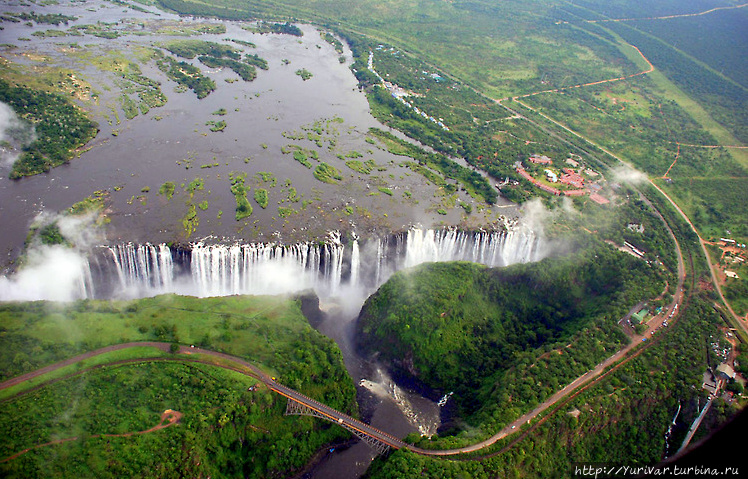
[267,379,406,455]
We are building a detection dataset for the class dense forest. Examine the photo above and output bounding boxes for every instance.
[0,80,98,179]
[357,240,665,430]
[0,294,357,477]
[364,292,734,478]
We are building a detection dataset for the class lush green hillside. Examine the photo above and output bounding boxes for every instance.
[364,293,736,479]
[356,242,665,432]
[0,294,356,478]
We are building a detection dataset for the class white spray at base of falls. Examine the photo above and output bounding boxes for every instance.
[0,245,95,301]
[359,367,440,436]
[84,227,543,300]
[189,232,344,297]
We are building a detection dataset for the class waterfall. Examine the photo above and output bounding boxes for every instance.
[190,241,339,297]
[350,238,360,288]
[403,228,539,267]
[91,227,542,299]
[107,243,173,290]
[0,245,96,302]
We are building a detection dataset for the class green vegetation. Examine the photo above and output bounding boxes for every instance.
[206,119,227,132]
[295,68,313,81]
[1,11,77,26]
[158,181,176,200]
[657,177,748,239]
[254,188,269,208]
[345,159,376,174]
[244,21,302,36]
[0,80,98,179]
[229,173,252,220]
[31,29,69,38]
[154,0,629,97]
[357,241,664,432]
[256,171,276,186]
[156,0,253,21]
[293,149,313,167]
[367,291,732,477]
[199,55,258,81]
[517,68,747,237]
[227,38,256,48]
[0,294,356,477]
[602,20,747,144]
[25,221,68,249]
[725,279,748,316]
[321,31,344,54]
[155,53,215,99]
[286,186,300,202]
[68,23,122,39]
[369,129,497,204]
[278,206,296,218]
[163,40,239,60]
[185,177,204,196]
[282,144,318,168]
[313,163,342,184]
[68,190,108,217]
[182,203,198,237]
[120,94,139,119]
[4,0,745,474]
[244,53,269,70]
[196,24,227,34]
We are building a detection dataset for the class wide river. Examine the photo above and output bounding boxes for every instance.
[0,1,522,476]
[0,0,516,267]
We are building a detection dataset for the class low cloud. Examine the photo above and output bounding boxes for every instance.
[610,165,648,185]
[0,211,102,302]
[518,197,551,236]
[0,245,93,302]
[0,101,36,168]
[517,198,578,260]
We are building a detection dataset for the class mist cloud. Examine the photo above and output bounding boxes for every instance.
[517,198,551,236]
[610,165,648,185]
[0,211,101,302]
[0,101,36,168]
[0,245,92,302]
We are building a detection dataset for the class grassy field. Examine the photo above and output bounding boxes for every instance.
[518,22,748,242]
[0,294,354,399]
[592,25,748,168]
